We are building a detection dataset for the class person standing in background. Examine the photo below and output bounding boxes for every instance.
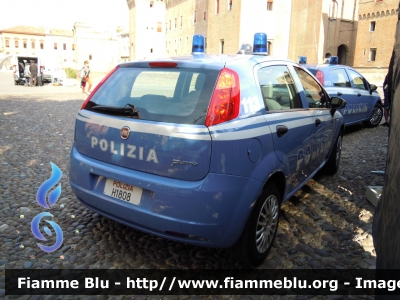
[80,60,92,95]
[24,61,31,86]
[30,60,38,87]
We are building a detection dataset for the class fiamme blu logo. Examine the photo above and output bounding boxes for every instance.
[30,162,64,252]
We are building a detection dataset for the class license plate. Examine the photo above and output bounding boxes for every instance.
[104,179,142,205]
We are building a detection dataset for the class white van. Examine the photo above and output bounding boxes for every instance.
[42,63,63,83]
[12,55,44,85]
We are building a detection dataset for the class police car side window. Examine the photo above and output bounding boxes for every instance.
[330,68,351,87]
[257,65,302,111]
[347,70,368,90]
[294,67,328,109]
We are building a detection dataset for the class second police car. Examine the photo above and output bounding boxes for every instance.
[300,56,383,127]
[69,33,346,267]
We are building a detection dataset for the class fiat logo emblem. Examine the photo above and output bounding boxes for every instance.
[120,126,130,139]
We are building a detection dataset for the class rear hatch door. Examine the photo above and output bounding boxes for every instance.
[74,61,221,181]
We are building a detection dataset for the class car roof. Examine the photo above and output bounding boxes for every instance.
[304,63,353,71]
[119,54,295,68]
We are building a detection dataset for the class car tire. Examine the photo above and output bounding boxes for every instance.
[231,182,281,267]
[14,80,18,85]
[363,103,383,128]
[324,131,342,175]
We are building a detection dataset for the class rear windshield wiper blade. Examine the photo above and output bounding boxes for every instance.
[91,105,140,118]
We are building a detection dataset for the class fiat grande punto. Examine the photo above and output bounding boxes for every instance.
[304,56,382,127]
[69,34,346,266]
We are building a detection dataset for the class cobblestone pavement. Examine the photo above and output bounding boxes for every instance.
[0,93,387,300]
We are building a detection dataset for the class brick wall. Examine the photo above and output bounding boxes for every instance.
[206,0,242,54]
[289,0,357,65]
[354,0,398,69]
[164,0,208,56]
[288,0,323,64]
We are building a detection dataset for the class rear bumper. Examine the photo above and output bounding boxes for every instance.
[69,146,264,248]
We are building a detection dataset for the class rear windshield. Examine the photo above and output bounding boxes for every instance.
[86,67,219,125]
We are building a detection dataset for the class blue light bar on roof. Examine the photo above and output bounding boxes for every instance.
[329,56,338,64]
[192,35,205,55]
[253,33,267,55]
[298,56,307,64]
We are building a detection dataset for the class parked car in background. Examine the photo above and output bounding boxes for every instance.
[303,56,383,127]
[69,34,346,267]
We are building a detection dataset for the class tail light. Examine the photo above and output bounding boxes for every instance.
[40,66,44,74]
[205,68,240,127]
[81,66,119,109]
[315,70,324,85]
[13,65,16,74]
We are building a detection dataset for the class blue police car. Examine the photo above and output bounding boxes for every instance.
[69,34,346,267]
[301,56,382,127]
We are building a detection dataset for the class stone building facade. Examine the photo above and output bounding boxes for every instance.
[73,22,120,72]
[126,0,397,89]
[206,0,292,56]
[0,24,128,72]
[288,0,359,65]
[43,28,74,68]
[353,0,398,84]
[127,0,360,63]
[128,0,292,58]
[0,26,46,58]
[127,0,166,60]
[165,0,208,56]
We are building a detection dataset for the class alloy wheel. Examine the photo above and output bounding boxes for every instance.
[255,195,279,254]
[370,106,383,126]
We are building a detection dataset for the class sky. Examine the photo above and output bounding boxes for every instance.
[0,0,130,31]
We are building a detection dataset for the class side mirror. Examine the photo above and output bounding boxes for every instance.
[331,97,346,109]
[370,84,378,91]
[330,97,346,117]
[369,84,377,95]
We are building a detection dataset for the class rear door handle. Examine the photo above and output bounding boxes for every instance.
[337,92,342,96]
[315,118,321,126]
[276,125,288,138]
[357,93,361,97]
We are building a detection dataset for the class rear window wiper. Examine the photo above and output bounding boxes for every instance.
[91,104,140,118]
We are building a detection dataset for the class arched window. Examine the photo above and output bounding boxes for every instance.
[329,0,338,19]
[15,39,19,48]
[5,39,10,47]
